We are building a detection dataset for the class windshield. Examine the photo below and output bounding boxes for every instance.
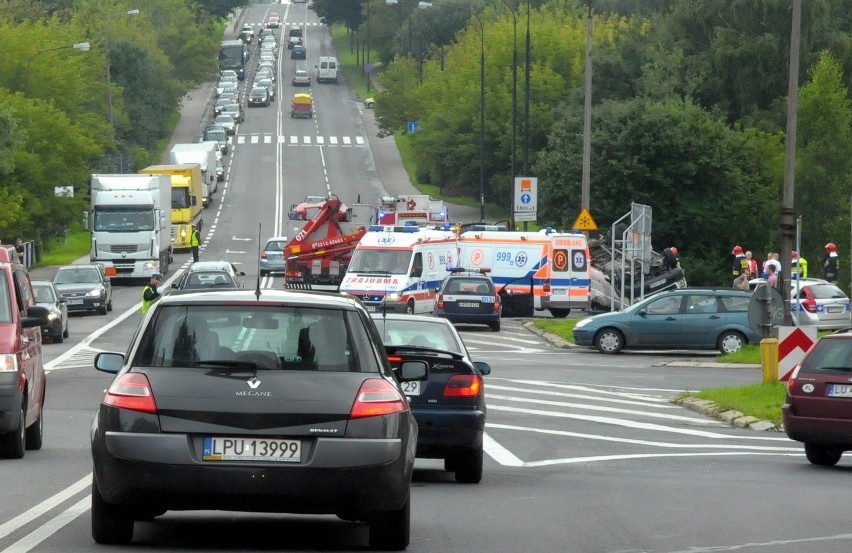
[32,284,55,303]
[171,187,190,209]
[93,208,154,232]
[54,267,101,285]
[134,305,370,372]
[348,249,412,274]
[0,277,11,323]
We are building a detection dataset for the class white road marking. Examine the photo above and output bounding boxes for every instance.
[329,136,338,145]
[1,497,90,553]
[342,136,351,145]
[264,135,272,144]
[483,433,523,467]
[303,136,311,144]
[486,384,682,409]
[0,474,90,541]
[660,533,852,553]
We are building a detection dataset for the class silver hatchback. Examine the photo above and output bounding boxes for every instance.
[792,281,852,330]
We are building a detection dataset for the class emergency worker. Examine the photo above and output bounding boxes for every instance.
[791,251,808,279]
[662,246,680,270]
[190,224,201,263]
[141,272,162,315]
[824,242,839,283]
[732,245,747,277]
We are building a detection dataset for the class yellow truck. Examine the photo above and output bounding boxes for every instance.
[139,164,204,252]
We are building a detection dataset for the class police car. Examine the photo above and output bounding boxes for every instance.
[435,267,501,331]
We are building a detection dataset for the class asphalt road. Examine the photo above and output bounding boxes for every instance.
[9,4,852,553]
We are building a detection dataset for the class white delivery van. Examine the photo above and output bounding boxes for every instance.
[316,56,339,83]
[340,225,458,314]
[456,228,591,318]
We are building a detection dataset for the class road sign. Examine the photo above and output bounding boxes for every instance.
[407,121,420,133]
[778,326,817,381]
[572,208,597,231]
[747,284,784,339]
[514,177,537,222]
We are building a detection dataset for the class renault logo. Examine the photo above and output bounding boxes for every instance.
[247,377,262,389]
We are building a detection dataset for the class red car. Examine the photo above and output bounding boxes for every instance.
[783,330,852,466]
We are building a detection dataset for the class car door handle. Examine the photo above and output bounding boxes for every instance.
[666,317,677,321]
[709,315,720,319]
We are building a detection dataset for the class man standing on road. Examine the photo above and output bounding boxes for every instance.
[14,238,25,265]
[141,272,163,316]
[190,224,201,263]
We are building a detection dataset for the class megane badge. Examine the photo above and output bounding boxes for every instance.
[247,377,262,389]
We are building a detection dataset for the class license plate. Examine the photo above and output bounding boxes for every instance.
[365,305,376,312]
[459,302,479,308]
[828,384,852,398]
[202,437,301,462]
[400,381,421,396]
[827,306,843,313]
[66,300,84,305]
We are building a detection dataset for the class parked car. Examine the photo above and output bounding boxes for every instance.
[290,45,307,60]
[213,114,237,135]
[51,263,113,315]
[372,313,490,483]
[292,69,311,87]
[31,280,69,343]
[170,261,245,290]
[259,236,287,275]
[749,278,851,330]
[248,87,270,107]
[783,329,852,466]
[572,288,761,354]
[435,267,501,331]
[90,289,423,548]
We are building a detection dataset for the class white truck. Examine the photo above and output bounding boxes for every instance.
[169,143,218,208]
[84,174,172,279]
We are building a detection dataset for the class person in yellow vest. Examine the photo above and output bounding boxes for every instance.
[791,251,808,279]
[191,223,201,263]
[141,272,162,316]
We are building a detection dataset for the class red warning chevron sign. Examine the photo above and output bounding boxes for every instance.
[778,326,817,381]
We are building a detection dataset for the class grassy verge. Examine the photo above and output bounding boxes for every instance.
[684,382,787,425]
[36,230,91,266]
[328,25,375,101]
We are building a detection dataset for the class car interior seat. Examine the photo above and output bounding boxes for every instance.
[309,319,351,371]
[476,284,489,294]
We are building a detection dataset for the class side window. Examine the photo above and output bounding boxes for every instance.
[412,253,423,277]
[12,270,31,314]
[686,295,718,314]
[645,295,681,315]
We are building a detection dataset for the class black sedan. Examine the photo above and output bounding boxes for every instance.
[91,289,424,549]
[31,280,68,343]
[51,264,112,315]
[372,313,491,483]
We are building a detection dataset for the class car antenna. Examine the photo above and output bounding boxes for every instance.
[255,223,262,300]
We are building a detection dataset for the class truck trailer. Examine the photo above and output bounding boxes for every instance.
[85,174,172,279]
[169,143,218,208]
[138,164,204,252]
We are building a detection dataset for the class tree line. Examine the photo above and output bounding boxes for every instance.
[314,0,852,288]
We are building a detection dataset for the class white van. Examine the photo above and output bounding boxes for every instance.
[316,56,339,84]
[340,225,458,314]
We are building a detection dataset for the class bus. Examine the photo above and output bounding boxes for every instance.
[218,40,248,80]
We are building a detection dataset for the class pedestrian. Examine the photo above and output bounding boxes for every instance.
[190,224,201,263]
[731,245,747,277]
[14,238,24,265]
[733,268,751,290]
[791,251,808,279]
[141,272,163,315]
[761,252,773,279]
[745,251,758,278]
[824,242,839,283]
[769,252,782,277]
[662,246,680,271]
[766,264,778,288]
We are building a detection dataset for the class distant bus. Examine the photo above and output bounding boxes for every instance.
[219,40,248,80]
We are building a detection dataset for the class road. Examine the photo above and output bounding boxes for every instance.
[7,3,851,553]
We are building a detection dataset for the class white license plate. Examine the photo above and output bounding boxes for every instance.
[365,305,377,312]
[400,381,421,396]
[827,306,843,313]
[202,437,301,462]
[459,302,479,308]
[66,300,84,305]
[828,384,852,398]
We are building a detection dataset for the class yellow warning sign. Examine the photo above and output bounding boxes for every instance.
[572,208,598,231]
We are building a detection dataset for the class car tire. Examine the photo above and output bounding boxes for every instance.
[405,301,414,315]
[804,443,842,467]
[549,308,570,318]
[717,331,745,355]
[368,491,410,550]
[63,322,69,338]
[25,402,43,450]
[453,447,484,484]
[91,477,134,544]
[107,299,113,312]
[488,320,501,332]
[594,328,625,354]
[0,404,26,459]
[53,327,63,343]
[98,305,108,315]
[260,269,269,277]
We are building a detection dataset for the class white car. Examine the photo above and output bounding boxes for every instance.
[214,114,237,135]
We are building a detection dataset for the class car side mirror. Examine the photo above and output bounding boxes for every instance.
[95,352,125,374]
[637,309,647,316]
[239,272,246,276]
[474,361,491,376]
[22,305,50,328]
[171,283,178,289]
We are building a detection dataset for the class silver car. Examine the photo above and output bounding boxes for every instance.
[213,115,236,135]
[792,281,852,329]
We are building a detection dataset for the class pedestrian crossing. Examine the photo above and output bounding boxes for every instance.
[234,134,367,146]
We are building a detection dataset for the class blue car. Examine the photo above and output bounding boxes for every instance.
[572,288,761,354]
[259,236,287,276]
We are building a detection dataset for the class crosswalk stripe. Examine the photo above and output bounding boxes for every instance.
[329,136,338,145]
[235,134,368,146]
[264,135,272,144]
[303,136,311,144]
[355,136,365,145]
[289,135,298,144]
[316,136,324,144]
[343,136,351,145]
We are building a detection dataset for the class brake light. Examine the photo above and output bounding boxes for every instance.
[387,355,403,364]
[103,373,157,414]
[260,250,268,259]
[437,294,444,309]
[802,298,817,313]
[444,374,482,397]
[787,365,802,393]
[350,378,408,418]
[493,294,501,312]
[543,280,551,293]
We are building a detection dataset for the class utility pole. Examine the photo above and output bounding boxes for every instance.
[581,3,592,212]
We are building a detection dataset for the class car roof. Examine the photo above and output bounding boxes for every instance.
[56,263,101,272]
[188,261,235,272]
[159,289,362,310]
[265,236,288,243]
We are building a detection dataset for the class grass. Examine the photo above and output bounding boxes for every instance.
[684,382,787,425]
[36,230,91,266]
[529,318,580,342]
[328,25,375,101]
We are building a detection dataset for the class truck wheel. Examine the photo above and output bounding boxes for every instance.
[405,301,414,315]
[549,308,570,318]
[98,305,108,315]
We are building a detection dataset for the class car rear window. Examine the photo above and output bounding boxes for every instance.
[807,284,847,300]
[373,319,462,354]
[799,339,852,374]
[265,240,285,251]
[444,277,493,294]
[134,305,373,372]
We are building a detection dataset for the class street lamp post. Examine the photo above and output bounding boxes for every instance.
[105,9,140,134]
[25,42,90,97]
[523,0,530,176]
[419,2,485,222]
[496,1,517,191]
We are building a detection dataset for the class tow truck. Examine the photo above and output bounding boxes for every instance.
[283,195,376,291]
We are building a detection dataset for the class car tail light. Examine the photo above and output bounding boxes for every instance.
[437,294,444,310]
[444,374,482,397]
[387,355,403,364]
[103,373,157,414]
[493,294,501,312]
[787,364,802,393]
[543,280,551,293]
[802,298,817,313]
[350,378,408,418]
[260,250,268,259]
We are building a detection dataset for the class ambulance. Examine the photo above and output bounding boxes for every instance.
[340,225,458,314]
[456,228,591,317]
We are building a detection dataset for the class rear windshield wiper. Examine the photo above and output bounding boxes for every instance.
[197,360,269,370]
[384,345,463,359]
